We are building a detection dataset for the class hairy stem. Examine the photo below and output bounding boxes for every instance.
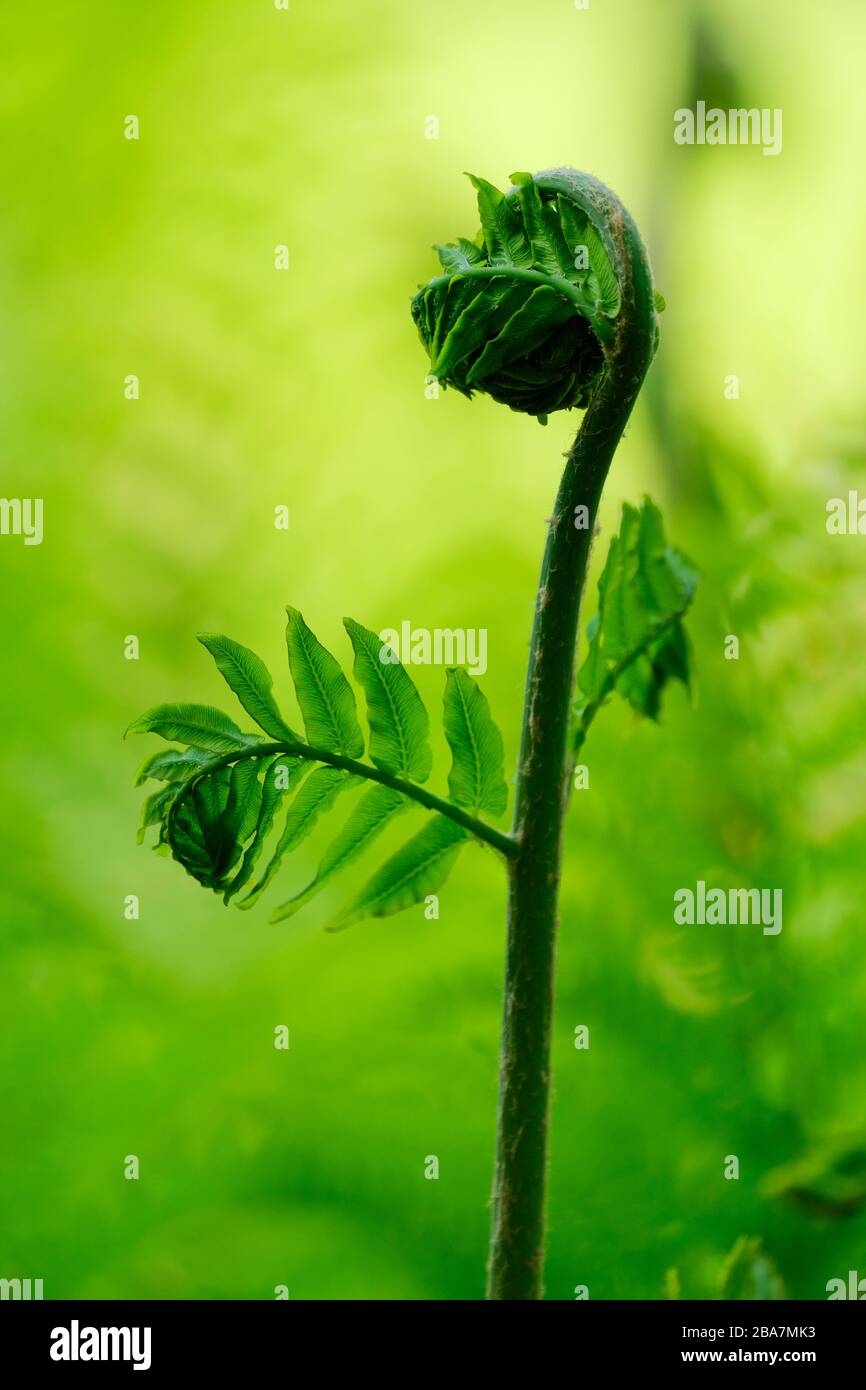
[166,738,518,860]
[486,171,657,1300]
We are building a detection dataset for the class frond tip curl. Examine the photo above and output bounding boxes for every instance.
[411,169,628,424]
[127,613,516,930]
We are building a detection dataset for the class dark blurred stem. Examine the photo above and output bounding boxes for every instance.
[486,193,657,1297]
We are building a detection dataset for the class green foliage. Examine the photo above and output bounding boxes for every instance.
[130,498,694,919]
[669,1239,789,1300]
[344,619,432,781]
[125,703,256,754]
[196,633,300,742]
[328,815,468,932]
[240,765,357,910]
[8,0,865,1306]
[134,747,212,786]
[443,668,508,816]
[271,784,409,923]
[719,1237,787,1300]
[130,611,511,926]
[285,608,364,757]
[224,755,303,904]
[761,1140,866,1219]
[573,497,698,754]
[411,170,623,423]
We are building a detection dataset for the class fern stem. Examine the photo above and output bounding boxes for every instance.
[486,171,658,1300]
[166,739,518,860]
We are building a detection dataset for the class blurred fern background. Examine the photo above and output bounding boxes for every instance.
[1,0,865,1298]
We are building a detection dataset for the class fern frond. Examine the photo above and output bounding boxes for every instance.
[410,168,642,423]
[129,610,516,926]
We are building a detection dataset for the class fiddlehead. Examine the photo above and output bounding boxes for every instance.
[129,612,516,930]
[411,168,658,424]
[412,167,691,1300]
[124,164,694,1308]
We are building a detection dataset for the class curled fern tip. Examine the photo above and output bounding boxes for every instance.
[411,167,635,423]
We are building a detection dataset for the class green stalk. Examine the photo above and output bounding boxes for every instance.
[486,172,658,1300]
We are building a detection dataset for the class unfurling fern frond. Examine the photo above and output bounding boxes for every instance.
[411,168,648,424]
[127,613,515,929]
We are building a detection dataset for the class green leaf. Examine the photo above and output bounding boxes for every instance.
[558,198,590,281]
[270,784,410,922]
[239,764,358,908]
[168,804,211,878]
[432,276,478,361]
[576,610,605,705]
[418,278,446,347]
[197,633,300,741]
[125,703,254,753]
[162,766,233,888]
[285,608,364,757]
[577,497,697,720]
[343,618,432,781]
[466,173,532,269]
[193,772,228,858]
[434,238,485,273]
[137,782,179,844]
[214,760,262,878]
[613,623,692,722]
[224,755,305,903]
[432,281,527,379]
[328,814,467,931]
[135,747,212,786]
[637,497,694,615]
[540,200,575,279]
[510,171,563,277]
[466,285,573,383]
[589,516,644,673]
[583,220,621,316]
[443,668,508,817]
[719,1238,787,1301]
[169,790,221,883]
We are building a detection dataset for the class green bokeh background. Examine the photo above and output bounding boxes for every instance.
[2,0,865,1299]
